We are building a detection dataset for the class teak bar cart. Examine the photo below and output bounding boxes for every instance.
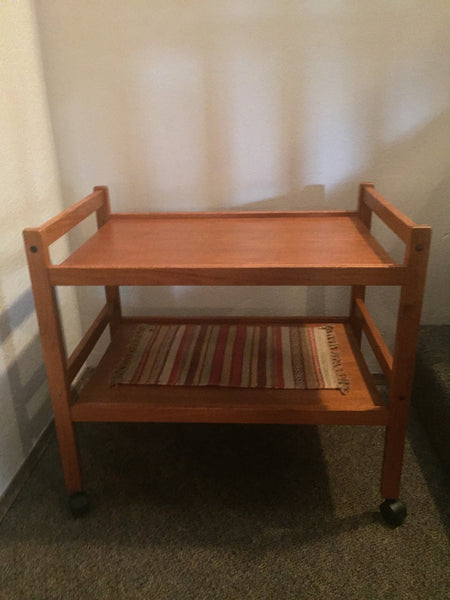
[23,183,431,525]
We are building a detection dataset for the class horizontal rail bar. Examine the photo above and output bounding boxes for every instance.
[48,265,409,287]
[361,185,416,243]
[355,298,393,382]
[66,304,112,382]
[122,315,348,325]
[23,190,105,247]
[110,210,358,220]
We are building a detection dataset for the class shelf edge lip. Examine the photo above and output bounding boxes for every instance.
[70,403,390,426]
[48,265,409,286]
[121,315,349,324]
[109,210,359,220]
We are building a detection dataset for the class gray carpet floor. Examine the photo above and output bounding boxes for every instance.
[1,410,449,599]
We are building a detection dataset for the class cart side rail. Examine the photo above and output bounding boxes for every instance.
[353,298,393,383]
[350,184,431,388]
[358,184,431,262]
[23,186,119,386]
[23,186,110,251]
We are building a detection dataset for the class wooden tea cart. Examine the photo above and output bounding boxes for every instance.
[23,183,431,525]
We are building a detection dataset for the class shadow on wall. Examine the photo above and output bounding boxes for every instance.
[0,286,51,462]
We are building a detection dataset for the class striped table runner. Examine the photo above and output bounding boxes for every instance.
[111,324,350,394]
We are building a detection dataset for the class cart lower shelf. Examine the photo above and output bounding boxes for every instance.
[71,319,388,426]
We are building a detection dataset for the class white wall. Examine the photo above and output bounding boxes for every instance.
[0,1,82,499]
[34,2,449,341]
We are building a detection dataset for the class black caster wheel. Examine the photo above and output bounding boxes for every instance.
[69,492,90,517]
[380,498,407,527]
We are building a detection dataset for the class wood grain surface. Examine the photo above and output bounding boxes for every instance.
[49,212,405,286]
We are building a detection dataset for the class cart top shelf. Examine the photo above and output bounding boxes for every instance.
[49,211,405,286]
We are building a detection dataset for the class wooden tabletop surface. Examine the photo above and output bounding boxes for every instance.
[59,212,394,270]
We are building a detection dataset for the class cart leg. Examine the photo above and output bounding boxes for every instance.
[381,391,410,502]
[379,320,418,525]
[53,407,82,492]
[54,409,89,516]
[24,231,88,515]
[380,411,409,526]
[379,227,431,525]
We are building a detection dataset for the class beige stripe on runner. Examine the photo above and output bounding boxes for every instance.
[177,325,201,384]
[220,325,237,386]
[299,327,319,389]
[240,326,253,388]
[280,327,294,388]
[138,325,170,383]
[149,325,180,384]
[157,325,187,384]
[198,325,220,385]
[290,326,306,387]
[191,325,213,386]
[313,327,339,389]
[265,326,273,388]
[249,326,260,388]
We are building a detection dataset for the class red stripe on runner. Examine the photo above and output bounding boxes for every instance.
[184,324,208,385]
[167,325,191,385]
[257,325,267,387]
[273,326,284,388]
[130,327,159,384]
[208,325,228,385]
[307,327,325,387]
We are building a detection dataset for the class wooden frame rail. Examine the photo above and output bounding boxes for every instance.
[23,186,120,352]
[359,183,416,247]
[28,188,108,249]
[350,183,430,348]
[66,303,112,383]
[23,186,120,382]
[353,298,393,383]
